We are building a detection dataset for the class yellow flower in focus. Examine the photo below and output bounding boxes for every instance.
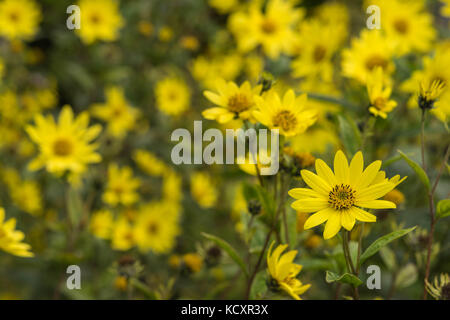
[183,253,203,273]
[103,164,141,207]
[26,105,102,177]
[76,0,124,44]
[228,0,303,59]
[133,149,168,177]
[0,0,41,41]
[266,242,310,300]
[342,30,395,84]
[253,90,317,137]
[90,87,140,139]
[89,210,114,240]
[190,172,218,209]
[366,0,435,55]
[111,216,134,251]
[155,77,190,116]
[134,202,180,254]
[0,207,33,257]
[289,150,406,239]
[367,67,397,119]
[203,79,261,123]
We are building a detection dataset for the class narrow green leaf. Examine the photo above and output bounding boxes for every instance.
[398,150,430,191]
[436,199,450,219]
[325,271,363,287]
[359,226,416,265]
[337,114,361,157]
[201,232,248,277]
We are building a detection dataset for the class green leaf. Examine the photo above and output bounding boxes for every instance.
[201,232,248,277]
[381,155,402,169]
[359,226,416,265]
[337,114,361,157]
[436,199,450,219]
[325,271,363,287]
[249,271,267,299]
[398,150,430,191]
[67,187,83,228]
[394,263,418,289]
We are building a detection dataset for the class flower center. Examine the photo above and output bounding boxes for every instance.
[272,110,297,132]
[261,19,277,34]
[393,19,409,34]
[228,93,252,113]
[365,55,388,71]
[9,11,19,22]
[147,222,159,235]
[313,45,327,63]
[90,13,101,24]
[374,96,387,110]
[328,184,356,210]
[53,138,73,156]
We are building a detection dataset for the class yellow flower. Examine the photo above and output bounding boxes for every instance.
[291,19,341,82]
[253,89,317,137]
[208,0,239,14]
[133,149,168,177]
[76,0,124,44]
[418,78,446,110]
[190,54,243,89]
[289,150,406,239]
[383,189,405,206]
[0,57,4,79]
[111,216,134,251]
[228,0,303,59]
[0,207,33,257]
[290,126,339,154]
[155,77,190,116]
[203,79,261,123]
[365,0,435,55]
[342,30,395,84]
[305,234,322,249]
[90,86,140,139]
[103,164,141,207]
[190,172,218,209]
[441,0,450,17]
[162,170,183,204]
[114,276,128,291]
[0,0,41,41]
[180,35,199,51]
[158,26,173,42]
[26,105,102,177]
[183,253,203,273]
[134,202,180,253]
[401,46,450,122]
[266,242,310,300]
[367,67,397,119]
[89,209,114,239]
[138,21,153,37]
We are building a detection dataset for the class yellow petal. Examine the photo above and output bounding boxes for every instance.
[357,182,395,201]
[288,188,322,199]
[349,151,364,185]
[303,207,333,229]
[300,170,330,196]
[350,207,377,222]
[341,210,356,231]
[291,198,329,213]
[355,200,396,209]
[315,159,338,186]
[334,150,349,184]
[323,211,342,239]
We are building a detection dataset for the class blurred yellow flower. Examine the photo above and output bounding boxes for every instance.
[190,172,218,209]
[266,242,310,300]
[383,189,405,206]
[103,164,141,207]
[162,170,183,204]
[155,77,190,116]
[367,67,397,119]
[190,54,243,89]
[342,30,395,84]
[366,0,435,55]
[76,0,124,44]
[289,150,406,239]
[0,0,41,41]
[158,26,173,42]
[203,79,261,123]
[91,87,139,138]
[441,0,450,17]
[134,202,180,253]
[209,0,239,14]
[253,90,317,137]
[89,209,114,240]
[114,276,128,291]
[183,253,203,273]
[229,0,303,59]
[26,105,102,177]
[111,216,134,251]
[180,35,199,51]
[0,207,33,257]
[133,149,168,177]
[138,21,153,37]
